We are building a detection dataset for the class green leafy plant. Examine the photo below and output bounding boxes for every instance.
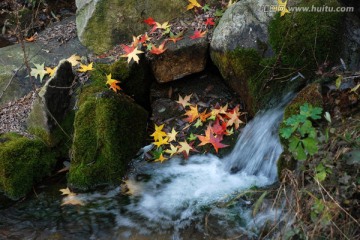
[280,103,323,160]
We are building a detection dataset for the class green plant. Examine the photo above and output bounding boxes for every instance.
[280,103,323,160]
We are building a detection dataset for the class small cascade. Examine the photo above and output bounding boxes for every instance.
[223,107,285,182]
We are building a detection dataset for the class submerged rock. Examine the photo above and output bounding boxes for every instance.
[68,87,148,190]
[0,133,56,200]
[76,0,188,53]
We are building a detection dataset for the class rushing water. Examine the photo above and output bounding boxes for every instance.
[0,102,289,240]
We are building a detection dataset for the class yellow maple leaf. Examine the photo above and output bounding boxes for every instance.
[45,66,57,77]
[167,127,178,142]
[165,144,178,157]
[187,0,201,10]
[150,124,168,141]
[121,47,144,64]
[59,187,75,196]
[155,21,171,30]
[154,153,168,163]
[178,141,193,156]
[106,73,121,92]
[77,62,94,72]
[153,136,170,148]
[67,54,81,66]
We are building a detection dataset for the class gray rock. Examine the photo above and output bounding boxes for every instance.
[211,0,276,55]
[0,17,89,107]
[76,0,189,54]
[26,60,75,140]
[342,13,360,71]
[149,31,208,83]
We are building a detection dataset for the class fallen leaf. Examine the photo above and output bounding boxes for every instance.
[67,54,81,66]
[167,127,178,142]
[187,0,201,10]
[184,105,199,123]
[59,187,75,196]
[226,105,244,129]
[194,118,203,128]
[197,125,212,146]
[211,118,227,136]
[143,17,156,26]
[154,153,168,163]
[150,41,167,55]
[176,94,192,108]
[121,47,144,64]
[199,109,211,122]
[139,33,151,44]
[150,124,168,141]
[78,62,94,72]
[204,18,215,26]
[61,196,85,206]
[30,63,48,82]
[165,144,178,157]
[168,31,184,43]
[153,136,170,148]
[106,73,121,92]
[25,35,36,42]
[190,30,207,40]
[178,141,193,156]
[45,66,57,77]
[209,133,229,153]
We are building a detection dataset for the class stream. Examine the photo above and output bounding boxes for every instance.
[0,99,290,240]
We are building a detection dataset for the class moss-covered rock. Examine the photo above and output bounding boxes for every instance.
[211,0,344,115]
[68,87,148,190]
[277,83,323,177]
[90,59,152,110]
[76,0,189,53]
[269,0,344,75]
[0,133,56,200]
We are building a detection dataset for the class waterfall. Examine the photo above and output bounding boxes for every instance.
[223,106,285,182]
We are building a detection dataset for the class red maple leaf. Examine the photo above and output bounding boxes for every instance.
[209,134,229,153]
[211,118,227,136]
[143,17,156,26]
[190,30,207,40]
[204,18,215,26]
[121,44,135,55]
[149,41,167,55]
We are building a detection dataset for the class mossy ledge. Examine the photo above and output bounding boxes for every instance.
[0,133,56,200]
[277,83,323,178]
[68,85,148,191]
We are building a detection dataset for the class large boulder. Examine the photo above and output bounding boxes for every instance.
[210,0,276,115]
[149,31,208,83]
[26,60,75,144]
[68,87,148,190]
[0,17,89,107]
[0,133,56,200]
[211,0,344,115]
[76,0,188,54]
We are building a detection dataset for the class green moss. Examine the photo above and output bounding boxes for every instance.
[0,133,56,200]
[68,88,148,190]
[89,60,152,110]
[269,0,344,76]
[211,48,261,114]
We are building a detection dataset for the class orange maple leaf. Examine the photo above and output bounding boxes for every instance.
[199,109,211,122]
[197,125,212,146]
[184,105,199,123]
[190,30,207,40]
[149,41,167,55]
[226,105,244,129]
[168,31,184,44]
[106,74,121,92]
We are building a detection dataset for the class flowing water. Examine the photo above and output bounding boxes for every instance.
[0,101,289,240]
